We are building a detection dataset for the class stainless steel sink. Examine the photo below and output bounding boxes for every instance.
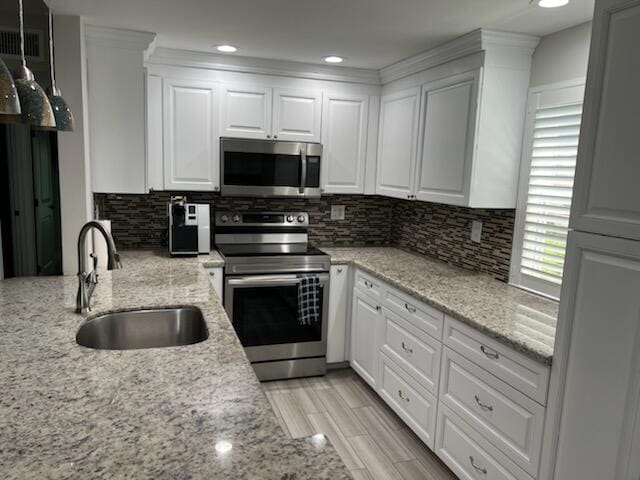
[76,307,209,350]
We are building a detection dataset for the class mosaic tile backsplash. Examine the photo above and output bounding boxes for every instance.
[94,192,515,282]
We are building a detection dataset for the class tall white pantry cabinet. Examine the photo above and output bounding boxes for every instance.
[548,1,640,479]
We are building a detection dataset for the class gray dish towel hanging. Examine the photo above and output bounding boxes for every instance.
[297,274,320,326]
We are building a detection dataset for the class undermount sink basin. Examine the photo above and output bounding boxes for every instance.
[76,307,209,350]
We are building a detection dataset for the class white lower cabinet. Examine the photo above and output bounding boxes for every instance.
[350,288,382,388]
[346,268,550,480]
[327,265,350,364]
[378,351,438,448]
[380,307,441,394]
[436,403,532,480]
[205,267,223,300]
[440,347,545,477]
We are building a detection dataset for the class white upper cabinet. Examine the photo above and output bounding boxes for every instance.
[570,0,640,241]
[375,32,537,208]
[272,88,322,142]
[376,87,421,200]
[163,78,219,191]
[414,71,479,205]
[220,84,272,139]
[86,26,155,194]
[321,93,369,194]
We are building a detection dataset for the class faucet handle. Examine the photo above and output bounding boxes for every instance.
[90,252,98,271]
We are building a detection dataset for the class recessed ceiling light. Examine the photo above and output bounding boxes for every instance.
[538,0,569,7]
[323,55,344,64]
[216,45,237,53]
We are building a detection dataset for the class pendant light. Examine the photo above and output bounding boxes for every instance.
[0,56,21,123]
[47,9,74,131]
[13,0,56,129]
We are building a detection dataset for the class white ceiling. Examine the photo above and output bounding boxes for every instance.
[48,0,594,69]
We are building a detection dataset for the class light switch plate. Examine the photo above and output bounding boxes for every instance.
[471,220,482,243]
[331,205,345,220]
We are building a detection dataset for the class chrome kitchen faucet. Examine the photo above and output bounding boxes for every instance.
[75,221,122,313]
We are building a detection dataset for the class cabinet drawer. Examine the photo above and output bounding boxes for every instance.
[378,352,437,448]
[440,348,544,477]
[354,269,382,299]
[381,308,441,394]
[443,316,550,405]
[436,403,532,480]
[383,284,444,340]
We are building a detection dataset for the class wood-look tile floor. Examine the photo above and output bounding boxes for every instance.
[262,368,457,480]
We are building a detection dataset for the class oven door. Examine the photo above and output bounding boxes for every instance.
[221,138,322,197]
[224,273,329,362]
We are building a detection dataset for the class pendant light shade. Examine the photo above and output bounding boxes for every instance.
[47,9,74,131]
[13,0,56,129]
[0,56,21,123]
[49,87,74,131]
[14,64,56,129]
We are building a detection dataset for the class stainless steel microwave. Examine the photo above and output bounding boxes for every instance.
[220,137,322,197]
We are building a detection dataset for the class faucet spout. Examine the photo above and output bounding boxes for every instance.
[76,221,122,314]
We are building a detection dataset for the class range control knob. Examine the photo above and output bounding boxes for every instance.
[297,215,306,223]
[286,215,294,222]
[232,215,241,223]
[220,214,228,223]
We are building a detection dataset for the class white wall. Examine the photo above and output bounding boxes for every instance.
[530,21,592,87]
[53,15,93,275]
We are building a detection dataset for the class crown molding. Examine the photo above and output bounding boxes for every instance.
[380,28,539,84]
[146,47,381,85]
[85,25,156,51]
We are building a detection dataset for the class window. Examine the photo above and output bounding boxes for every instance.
[510,81,585,299]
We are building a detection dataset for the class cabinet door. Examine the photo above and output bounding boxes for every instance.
[327,265,350,363]
[350,289,382,388]
[321,94,369,194]
[376,87,420,200]
[163,79,219,191]
[414,71,479,206]
[272,88,322,142]
[146,73,164,191]
[553,231,640,480]
[570,0,640,240]
[220,84,272,139]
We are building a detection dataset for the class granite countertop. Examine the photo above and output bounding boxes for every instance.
[321,247,558,365]
[0,251,350,480]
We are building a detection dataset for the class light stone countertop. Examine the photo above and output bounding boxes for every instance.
[321,247,558,365]
[0,251,350,480]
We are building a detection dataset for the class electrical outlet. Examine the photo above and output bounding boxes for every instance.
[471,220,482,243]
[331,205,345,220]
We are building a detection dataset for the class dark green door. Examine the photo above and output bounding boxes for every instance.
[31,130,62,275]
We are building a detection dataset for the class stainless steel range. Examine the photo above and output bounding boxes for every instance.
[215,211,330,381]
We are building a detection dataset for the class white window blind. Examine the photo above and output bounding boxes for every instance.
[511,82,585,299]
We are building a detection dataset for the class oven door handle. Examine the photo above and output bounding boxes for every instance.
[299,145,307,194]
[227,274,329,287]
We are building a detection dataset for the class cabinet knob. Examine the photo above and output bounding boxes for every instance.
[273,135,278,139]
[213,186,220,192]
[337,268,343,273]
[375,305,381,311]
[267,135,271,139]
[209,271,215,277]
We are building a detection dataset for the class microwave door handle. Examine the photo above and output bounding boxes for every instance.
[299,146,307,194]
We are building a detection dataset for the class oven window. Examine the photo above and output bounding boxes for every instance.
[231,284,323,346]
[224,152,320,188]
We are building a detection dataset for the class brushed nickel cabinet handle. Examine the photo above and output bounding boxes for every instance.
[404,303,416,313]
[398,390,410,402]
[401,341,413,354]
[474,395,494,412]
[376,305,381,312]
[364,280,373,288]
[480,345,499,360]
[469,456,487,474]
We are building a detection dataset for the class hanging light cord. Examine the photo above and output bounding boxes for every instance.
[18,0,25,67]
[48,9,56,90]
